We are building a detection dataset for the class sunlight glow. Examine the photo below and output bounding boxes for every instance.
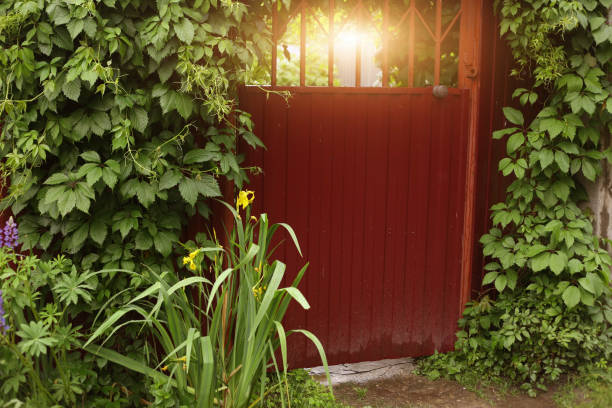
[335,29,376,51]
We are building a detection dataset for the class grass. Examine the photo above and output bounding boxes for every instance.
[554,367,612,408]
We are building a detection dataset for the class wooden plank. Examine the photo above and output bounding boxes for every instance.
[305,93,333,363]
[363,94,390,359]
[405,92,433,356]
[329,92,351,364]
[385,94,412,357]
[347,93,369,360]
[284,92,311,366]
[423,95,452,353]
[443,91,471,348]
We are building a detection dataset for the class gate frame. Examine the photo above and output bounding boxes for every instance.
[457,0,483,310]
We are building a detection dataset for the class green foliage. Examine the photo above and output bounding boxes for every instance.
[0,247,146,407]
[259,369,347,408]
[555,366,612,408]
[421,0,612,395]
[0,1,276,405]
[84,198,331,408]
[0,0,269,273]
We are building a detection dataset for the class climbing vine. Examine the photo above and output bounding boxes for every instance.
[0,0,273,271]
[0,0,276,404]
[420,0,612,395]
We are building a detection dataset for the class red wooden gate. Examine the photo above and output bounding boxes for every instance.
[240,86,470,367]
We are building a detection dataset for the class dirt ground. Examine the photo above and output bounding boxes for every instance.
[333,374,559,408]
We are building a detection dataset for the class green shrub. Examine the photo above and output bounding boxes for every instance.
[0,244,147,407]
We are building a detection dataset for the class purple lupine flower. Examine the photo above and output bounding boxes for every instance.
[0,217,18,249]
[0,289,7,334]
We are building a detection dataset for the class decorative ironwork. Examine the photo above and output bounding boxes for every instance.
[269,0,465,87]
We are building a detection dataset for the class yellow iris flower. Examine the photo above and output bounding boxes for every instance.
[236,190,255,211]
[183,249,200,270]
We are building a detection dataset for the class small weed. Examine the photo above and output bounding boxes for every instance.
[260,369,348,408]
[353,386,368,399]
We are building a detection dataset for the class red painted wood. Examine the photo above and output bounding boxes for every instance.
[239,86,471,367]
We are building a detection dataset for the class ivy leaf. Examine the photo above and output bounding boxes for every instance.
[506,270,518,290]
[539,149,554,169]
[179,178,198,206]
[552,181,570,202]
[57,191,77,216]
[44,186,66,205]
[67,19,84,39]
[74,185,92,213]
[562,285,580,309]
[582,160,596,181]
[568,258,584,274]
[157,58,176,83]
[39,231,53,250]
[86,167,103,186]
[555,151,570,173]
[46,3,70,25]
[45,173,69,185]
[175,93,194,119]
[91,112,111,133]
[90,218,107,245]
[494,274,507,292]
[540,118,564,139]
[135,230,153,250]
[159,170,182,190]
[81,151,101,163]
[503,107,524,126]
[195,175,221,197]
[159,91,176,114]
[593,25,612,45]
[72,223,89,248]
[549,252,567,275]
[531,252,550,272]
[175,18,195,44]
[115,218,135,239]
[184,149,217,164]
[482,271,498,285]
[136,182,156,208]
[506,133,524,154]
[578,275,596,294]
[130,108,149,133]
[525,244,547,258]
[492,128,517,139]
[102,167,118,189]
[153,231,174,257]
[62,79,81,101]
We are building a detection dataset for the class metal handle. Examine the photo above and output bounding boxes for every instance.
[433,85,449,99]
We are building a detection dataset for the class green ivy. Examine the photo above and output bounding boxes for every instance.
[0,0,271,273]
[421,0,612,395]
[0,1,275,405]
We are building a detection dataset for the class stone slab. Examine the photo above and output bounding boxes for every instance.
[307,357,415,385]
